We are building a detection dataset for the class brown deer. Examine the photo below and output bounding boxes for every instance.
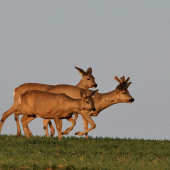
[0,89,98,140]
[2,66,97,137]
[17,76,134,137]
[77,76,134,138]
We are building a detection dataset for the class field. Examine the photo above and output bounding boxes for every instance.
[0,135,170,170]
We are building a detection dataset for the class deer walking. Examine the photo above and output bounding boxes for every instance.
[0,89,98,140]
[17,76,135,138]
[78,76,135,138]
[1,67,97,137]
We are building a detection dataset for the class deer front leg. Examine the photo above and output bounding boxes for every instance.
[53,116,62,140]
[73,113,78,121]
[21,116,35,138]
[61,115,77,135]
[75,113,96,136]
[82,117,88,139]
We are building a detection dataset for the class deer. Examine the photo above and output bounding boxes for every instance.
[76,75,135,138]
[2,66,97,137]
[14,75,134,138]
[0,89,98,140]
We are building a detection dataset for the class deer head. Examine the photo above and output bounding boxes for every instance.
[114,76,134,103]
[75,67,97,89]
[79,89,98,111]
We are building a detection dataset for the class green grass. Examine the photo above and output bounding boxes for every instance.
[0,135,170,169]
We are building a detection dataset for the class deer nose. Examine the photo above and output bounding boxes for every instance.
[129,98,134,103]
[92,84,97,88]
[91,107,96,111]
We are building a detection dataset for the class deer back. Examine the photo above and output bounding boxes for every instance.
[14,83,54,102]
[47,84,96,99]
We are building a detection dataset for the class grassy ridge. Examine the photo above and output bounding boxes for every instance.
[0,135,170,169]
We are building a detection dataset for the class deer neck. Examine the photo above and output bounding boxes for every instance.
[95,90,118,112]
[66,99,81,113]
[76,79,88,89]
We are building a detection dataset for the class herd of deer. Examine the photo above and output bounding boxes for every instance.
[0,67,134,140]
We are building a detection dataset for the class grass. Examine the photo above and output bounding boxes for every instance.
[0,135,170,169]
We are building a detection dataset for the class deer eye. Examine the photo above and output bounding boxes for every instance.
[86,101,89,104]
[123,92,126,94]
[87,78,91,80]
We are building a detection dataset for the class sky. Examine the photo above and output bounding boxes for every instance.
[0,1,170,140]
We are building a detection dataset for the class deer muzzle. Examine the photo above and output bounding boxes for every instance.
[91,107,96,111]
[129,98,134,103]
[92,84,97,88]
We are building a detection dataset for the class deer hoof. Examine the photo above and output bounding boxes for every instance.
[16,131,21,137]
[51,133,54,137]
[75,132,83,136]
[51,131,55,137]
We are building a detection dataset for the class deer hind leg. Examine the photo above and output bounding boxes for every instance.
[21,115,33,136]
[15,114,33,137]
[82,117,88,139]
[75,114,96,136]
[61,115,77,135]
[14,114,21,137]
[43,119,55,137]
[0,106,16,133]
[21,116,35,138]
[53,116,62,140]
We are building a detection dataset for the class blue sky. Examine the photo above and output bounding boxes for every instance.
[0,1,170,140]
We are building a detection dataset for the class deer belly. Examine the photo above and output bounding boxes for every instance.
[35,111,54,119]
[58,112,73,119]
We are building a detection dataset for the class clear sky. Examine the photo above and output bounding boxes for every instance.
[0,1,170,140]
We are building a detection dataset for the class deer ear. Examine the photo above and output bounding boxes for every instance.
[126,82,131,88]
[75,67,86,76]
[90,89,98,98]
[86,67,92,74]
[80,89,87,98]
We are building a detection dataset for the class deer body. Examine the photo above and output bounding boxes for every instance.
[21,76,134,137]
[0,89,97,139]
[78,76,135,138]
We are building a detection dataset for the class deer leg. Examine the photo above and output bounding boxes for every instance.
[75,114,96,136]
[0,106,16,133]
[14,114,21,137]
[53,116,62,140]
[43,119,50,137]
[21,116,35,138]
[61,115,77,135]
[73,113,78,121]
[21,115,33,136]
[15,114,34,137]
[48,120,55,137]
[82,117,88,139]
[43,119,55,137]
